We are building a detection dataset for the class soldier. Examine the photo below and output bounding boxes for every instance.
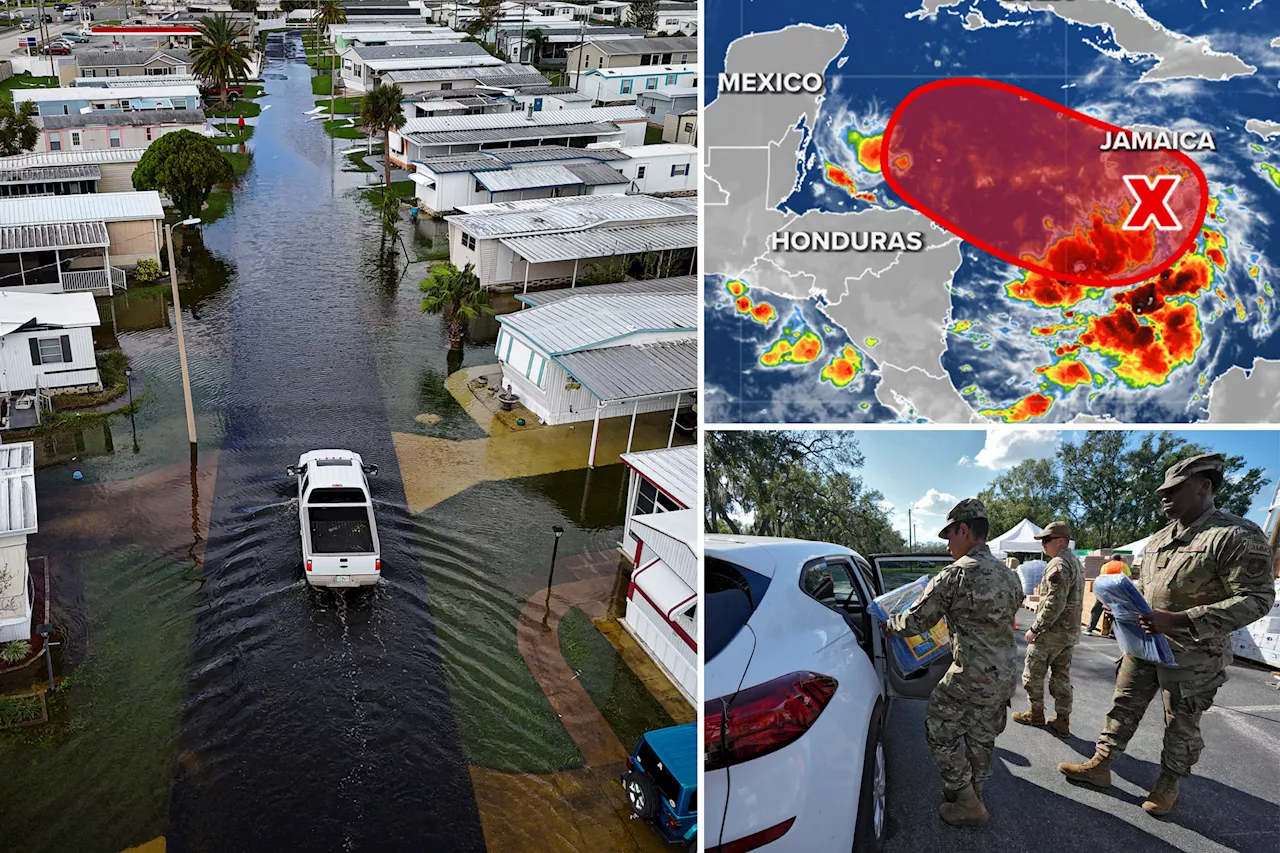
[1059,454,1275,816]
[1012,520,1084,737]
[887,498,1024,827]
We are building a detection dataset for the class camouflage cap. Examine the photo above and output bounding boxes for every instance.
[1034,520,1072,541]
[1157,453,1225,493]
[937,497,987,539]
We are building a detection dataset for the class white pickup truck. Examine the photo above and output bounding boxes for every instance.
[287,449,381,588]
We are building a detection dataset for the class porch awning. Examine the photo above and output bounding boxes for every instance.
[499,220,697,264]
[0,221,109,253]
[554,340,697,402]
[632,556,694,620]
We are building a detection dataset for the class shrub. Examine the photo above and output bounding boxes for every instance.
[0,694,43,727]
[135,258,162,282]
[1,640,31,664]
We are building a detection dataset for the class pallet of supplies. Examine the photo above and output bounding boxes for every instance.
[870,576,951,674]
[1092,574,1176,666]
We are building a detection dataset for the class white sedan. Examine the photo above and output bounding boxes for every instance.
[704,536,953,852]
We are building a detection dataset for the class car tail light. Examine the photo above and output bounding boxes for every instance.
[704,671,837,771]
[708,817,796,853]
[375,559,381,571]
[305,560,312,572]
[666,814,678,830]
[625,755,634,770]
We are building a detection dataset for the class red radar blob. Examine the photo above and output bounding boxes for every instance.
[881,78,1208,288]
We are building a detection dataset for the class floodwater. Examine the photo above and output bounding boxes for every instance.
[0,33,675,853]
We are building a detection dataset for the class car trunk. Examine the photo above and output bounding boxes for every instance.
[308,505,375,554]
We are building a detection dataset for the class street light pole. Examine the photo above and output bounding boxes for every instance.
[124,367,138,452]
[36,623,57,692]
[546,524,564,593]
[165,217,201,449]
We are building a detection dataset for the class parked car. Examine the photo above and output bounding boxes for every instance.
[286,449,381,588]
[61,31,89,42]
[19,19,34,30]
[201,85,244,101]
[43,43,71,55]
[40,13,53,22]
[621,723,697,850]
[704,538,955,852]
[62,8,78,20]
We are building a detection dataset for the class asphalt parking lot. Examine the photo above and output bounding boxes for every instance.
[884,610,1280,853]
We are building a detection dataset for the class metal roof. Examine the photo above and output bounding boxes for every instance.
[405,120,622,146]
[73,75,199,87]
[514,84,581,96]
[0,441,37,538]
[564,161,630,186]
[517,276,696,307]
[587,63,697,78]
[14,84,200,102]
[617,143,697,158]
[347,41,490,61]
[0,291,101,335]
[414,153,508,174]
[37,109,206,129]
[577,36,696,56]
[501,220,697,263]
[633,508,697,555]
[497,291,695,354]
[383,63,545,84]
[637,86,699,100]
[475,165,584,192]
[450,194,695,237]
[0,191,163,225]
[0,148,147,169]
[0,164,100,185]
[399,105,645,135]
[554,339,696,401]
[489,145,630,163]
[75,48,189,68]
[0,221,109,252]
[620,445,697,507]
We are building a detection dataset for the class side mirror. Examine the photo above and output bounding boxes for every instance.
[364,464,379,477]
[286,465,297,476]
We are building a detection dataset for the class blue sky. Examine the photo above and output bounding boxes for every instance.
[850,429,1279,544]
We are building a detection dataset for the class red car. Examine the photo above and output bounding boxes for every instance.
[202,85,244,101]
[43,43,71,55]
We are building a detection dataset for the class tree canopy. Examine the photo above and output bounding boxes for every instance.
[979,431,1269,550]
[359,83,406,189]
[132,130,234,219]
[705,431,907,557]
[419,262,491,350]
[625,0,658,30]
[0,99,39,157]
[191,14,252,108]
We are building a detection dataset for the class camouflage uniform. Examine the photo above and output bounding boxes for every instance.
[1095,456,1276,779]
[1024,524,1084,717]
[889,499,1025,795]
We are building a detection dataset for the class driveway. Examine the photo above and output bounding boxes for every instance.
[884,611,1279,853]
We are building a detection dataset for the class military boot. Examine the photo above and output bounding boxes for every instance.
[943,781,982,803]
[1046,714,1070,738]
[938,785,988,826]
[1058,751,1113,788]
[1011,703,1045,726]
[1141,771,1181,816]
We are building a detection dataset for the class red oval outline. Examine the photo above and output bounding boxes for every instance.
[879,77,1210,289]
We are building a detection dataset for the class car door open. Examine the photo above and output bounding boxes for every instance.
[868,554,956,700]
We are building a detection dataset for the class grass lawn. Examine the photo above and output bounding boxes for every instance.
[315,95,361,115]
[201,190,232,224]
[311,73,331,96]
[324,119,366,139]
[0,547,197,852]
[215,122,255,145]
[344,146,380,172]
[0,72,57,103]
[644,125,665,145]
[53,350,129,410]
[559,607,675,752]
[205,99,262,119]
[222,151,252,177]
[308,53,337,71]
[239,84,265,98]
[364,180,416,203]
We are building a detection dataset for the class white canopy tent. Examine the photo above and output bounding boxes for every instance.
[1114,535,1151,557]
[990,518,1046,554]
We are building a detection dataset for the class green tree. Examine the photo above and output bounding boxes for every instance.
[526,27,546,64]
[979,457,1069,543]
[360,82,406,189]
[467,0,501,39]
[279,0,307,11]
[191,14,253,109]
[132,130,234,219]
[419,262,492,350]
[0,98,39,156]
[625,0,658,30]
[228,0,258,11]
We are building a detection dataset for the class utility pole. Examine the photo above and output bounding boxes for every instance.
[572,14,585,91]
[908,507,913,549]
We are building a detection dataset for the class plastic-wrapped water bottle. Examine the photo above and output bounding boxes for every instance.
[1017,559,1047,596]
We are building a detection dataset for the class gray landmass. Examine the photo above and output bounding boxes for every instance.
[1206,361,1280,422]
[706,24,846,149]
[704,146,794,281]
[1245,119,1280,140]
[874,365,984,423]
[768,129,804,209]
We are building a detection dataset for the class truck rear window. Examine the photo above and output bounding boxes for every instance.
[638,740,683,811]
[309,488,366,504]
[309,506,374,553]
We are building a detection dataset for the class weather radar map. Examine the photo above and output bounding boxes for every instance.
[704,0,1280,424]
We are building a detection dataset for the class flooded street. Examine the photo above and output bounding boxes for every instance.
[0,34,686,853]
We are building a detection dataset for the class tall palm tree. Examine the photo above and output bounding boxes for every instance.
[317,0,346,120]
[359,82,406,190]
[526,27,546,65]
[419,262,491,351]
[191,14,252,110]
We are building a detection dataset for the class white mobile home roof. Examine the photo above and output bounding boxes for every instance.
[399,105,645,135]
[517,276,696,307]
[617,143,697,158]
[0,221,110,252]
[501,220,697,263]
[0,191,164,225]
[382,63,546,84]
[0,290,101,335]
[0,148,147,169]
[620,445,697,508]
[585,64,697,78]
[497,291,696,354]
[14,84,201,103]
[633,507,697,551]
[475,164,616,193]
[450,194,695,237]
[0,442,37,537]
[73,75,198,87]
[583,36,697,56]
[555,339,697,401]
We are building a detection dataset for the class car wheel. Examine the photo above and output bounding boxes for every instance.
[853,707,888,853]
[621,770,658,821]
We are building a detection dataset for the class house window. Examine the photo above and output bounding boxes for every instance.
[680,53,688,63]
[636,165,646,179]
[107,68,117,77]
[146,127,153,141]
[633,478,679,518]
[620,79,632,94]
[645,77,658,90]
[70,131,81,147]
[49,133,61,152]
[475,179,486,193]
[683,122,693,134]
[670,163,689,177]
[109,129,121,148]
[440,82,452,91]
[36,337,68,364]
[85,69,96,77]
[665,74,677,85]
[461,232,476,250]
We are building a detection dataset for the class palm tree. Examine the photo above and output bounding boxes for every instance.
[420,262,491,351]
[317,0,346,119]
[191,14,252,110]
[526,27,546,65]
[360,82,406,190]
